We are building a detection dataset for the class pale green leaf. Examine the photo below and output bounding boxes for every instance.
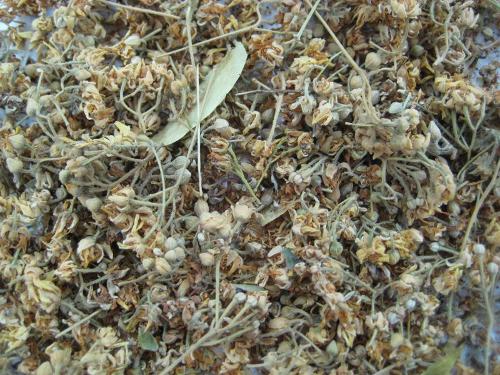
[282,248,300,269]
[153,42,248,146]
[422,344,463,375]
[138,329,158,352]
[258,205,289,226]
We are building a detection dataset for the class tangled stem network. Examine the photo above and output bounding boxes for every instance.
[0,0,498,374]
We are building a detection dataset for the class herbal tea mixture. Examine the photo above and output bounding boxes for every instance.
[0,0,498,374]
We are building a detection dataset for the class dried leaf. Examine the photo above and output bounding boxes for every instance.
[282,248,300,269]
[153,42,248,146]
[138,329,158,352]
[258,205,289,226]
[422,344,463,375]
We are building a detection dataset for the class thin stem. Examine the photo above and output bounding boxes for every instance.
[433,4,454,66]
[99,0,180,20]
[304,0,378,125]
[184,3,203,197]
[479,258,494,375]
[158,2,262,56]
[159,306,254,374]
[203,325,255,346]
[295,0,321,40]
[196,65,203,196]
[460,159,500,253]
[228,146,259,202]
[56,309,101,338]
[144,144,167,238]
[117,271,157,287]
[215,256,221,329]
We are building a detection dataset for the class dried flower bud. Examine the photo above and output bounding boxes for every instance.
[153,247,163,257]
[487,262,498,275]
[473,243,485,256]
[108,187,135,207]
[246,295,258,307]
[165,237,178,250]
[142,257,154,270]
[365,52,381,71]
[8,134,26,150]
[289,171,303,185]
[174,247,185,259]
[405,299,416,310]
[235,292,247,303]
[73,69,91,81]
[233,202,254,223]
[213,118,229,131]
[260,108,274,125]
[24,63,40,77]
[430,242,441,252]
[84,197,102,212]
[388,102,404,114]
[155,257,172,275]
[199,252,214,267]
[6,157,23,173]
[349,75,363,89]
[410,44,425,57]
[312,100,336,126]
[164,249,177,262]
[124,34,142,47]
[184,215,199,229]
[195,199,209,216]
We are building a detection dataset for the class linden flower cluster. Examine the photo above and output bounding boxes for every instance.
[356,229,424,266]
[0,0,498,374]
[434,75,488,115]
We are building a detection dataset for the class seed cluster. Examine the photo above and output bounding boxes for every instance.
[0,0,498,374]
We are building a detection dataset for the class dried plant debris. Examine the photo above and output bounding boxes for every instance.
[0,0,498,374]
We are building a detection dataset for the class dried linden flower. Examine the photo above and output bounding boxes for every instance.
[233,202,254,223]
[365,52,381,71]
[6,157,23,174]
[8,134,27,150]
[199,252,215,267]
